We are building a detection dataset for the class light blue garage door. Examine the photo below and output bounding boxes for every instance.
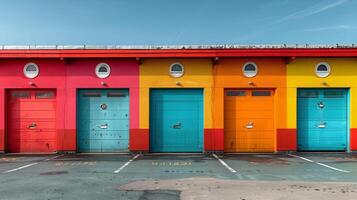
[150,89,203,152]
[77,89,129,152]
[297,89,348,151]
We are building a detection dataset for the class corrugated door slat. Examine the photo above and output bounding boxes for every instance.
[150,89,203,153]
[224,89,275,152]
[77,89,129,152]
[297,89,347,151]
[7,90,57,153]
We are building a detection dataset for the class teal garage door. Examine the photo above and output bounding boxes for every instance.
[297,89,348,151]
[150,89,203,152]
[77,89,129,152]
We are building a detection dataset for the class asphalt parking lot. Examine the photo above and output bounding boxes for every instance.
[1,153,357,200]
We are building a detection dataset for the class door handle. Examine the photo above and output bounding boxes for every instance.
[317,122,326,128]
[173,122,182,129]
[246,122,254,129]
[28,122,37,129]
[317,101,325,108]
[100,123,108,129]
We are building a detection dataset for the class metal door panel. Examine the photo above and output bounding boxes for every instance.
[7,89,57,153]
[77,119,129,131]
[150,89,203,153]
[225,110,274,119]
[77,139,102,152]
[224,89,275,152]
[78,110,128,120]
[9,111,56,119]
[298,120,347,130]
[297,89,347,151]
[298,109,346,120]
[225,118,274,131]
[9,102,56,111]
[77,89,129,152]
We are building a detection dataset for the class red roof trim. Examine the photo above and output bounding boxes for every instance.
[1,48,357,58]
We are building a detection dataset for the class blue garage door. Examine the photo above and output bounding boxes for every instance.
[150,89,203,152]
[77,89,129,152]
[297,89,348,151]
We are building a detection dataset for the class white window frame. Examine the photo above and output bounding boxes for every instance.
[95,63,111,79]
[169,62,184,78]
[315,62,331,78]
[242,62,258,78]
[23,62,40,79]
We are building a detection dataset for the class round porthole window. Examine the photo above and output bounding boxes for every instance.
[315,62,331,78]
[23,62,39,79]
[100,103,108,110]
[242,62,258,77]
[169,63,184,78]
[95,63,111,79]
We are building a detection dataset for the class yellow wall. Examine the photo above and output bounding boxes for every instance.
[139,59,213,129]
[287,58,357,128]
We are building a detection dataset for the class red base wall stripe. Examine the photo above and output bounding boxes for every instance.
[350,128,357,151]
[61,129,76,151]
[277,128,297,151]
[0,129,4,152]
[130,129,149,151]
[204,128,224,151]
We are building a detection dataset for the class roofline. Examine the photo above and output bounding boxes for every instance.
[1,45,357,58]
[1,44,357,49]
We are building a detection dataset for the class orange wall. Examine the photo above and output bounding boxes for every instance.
[213,58,287,151]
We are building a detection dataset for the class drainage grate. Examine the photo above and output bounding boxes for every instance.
[40,171,68,175]
[164,170,204,174]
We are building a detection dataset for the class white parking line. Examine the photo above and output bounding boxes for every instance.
[114,154,140,174]
[315,162,351,173]
[2,154,63,174]
[3,163,39,174]
[213,154,237,173]
[44,155,63,161]
[288,154,350,173]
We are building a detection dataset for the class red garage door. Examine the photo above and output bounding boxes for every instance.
[7,90,57,153]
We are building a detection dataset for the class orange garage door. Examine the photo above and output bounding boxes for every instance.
[224,89,275,152]
[7,90,57,153]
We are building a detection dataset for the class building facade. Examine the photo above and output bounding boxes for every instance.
[0,45,356,153]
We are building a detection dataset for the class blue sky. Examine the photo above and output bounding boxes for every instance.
[0,0,356,45]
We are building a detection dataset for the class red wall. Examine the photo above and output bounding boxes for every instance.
[0,59,139,152]
[65,59,139,151]
[350,128,357,151]
[277,128,297,151]
[204,129,224,151]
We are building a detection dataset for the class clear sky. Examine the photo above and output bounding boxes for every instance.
[0,0,356,45]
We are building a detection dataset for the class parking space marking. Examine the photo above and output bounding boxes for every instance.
[213,154,237,173]
[288,154,350,173]
[316,162,350,173]
[2,154,63,174]
[44,155,63,161]
[114,154,140,174]
[2,163,39,174]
